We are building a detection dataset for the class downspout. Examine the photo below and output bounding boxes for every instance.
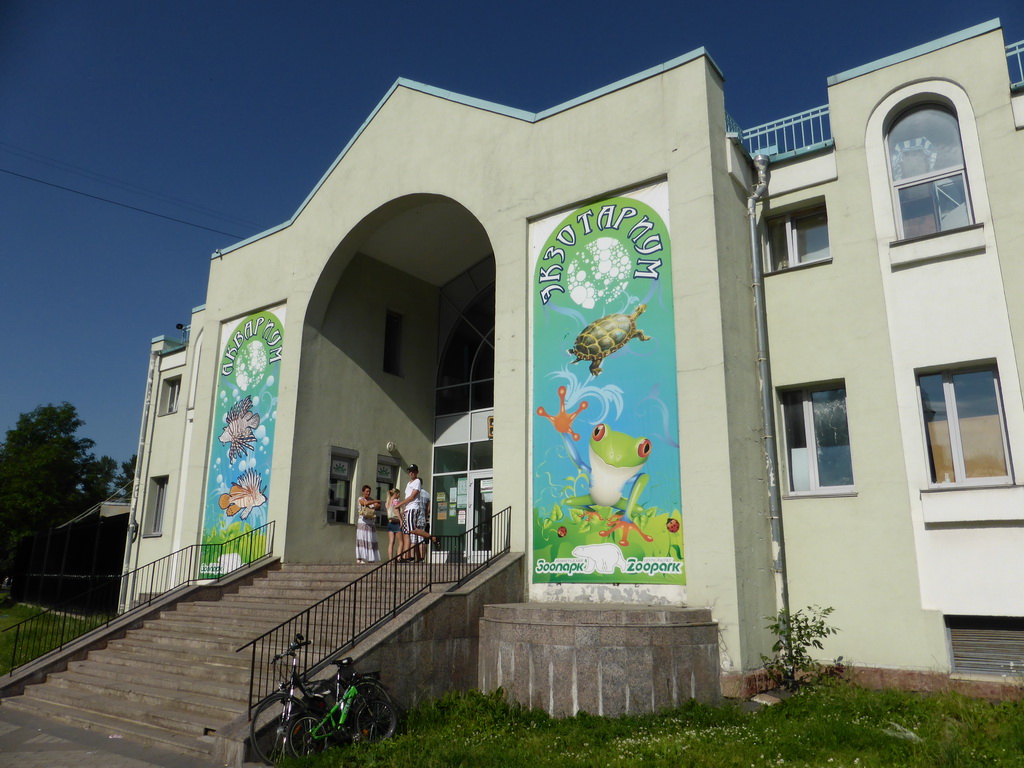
[119,348,157,612]
[747,154,791,628]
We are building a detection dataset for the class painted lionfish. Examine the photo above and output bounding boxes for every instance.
[219,468,267,520]
[219,395,260,462]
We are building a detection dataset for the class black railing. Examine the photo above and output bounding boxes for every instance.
[238,507,512,712]
[3,521,276,675]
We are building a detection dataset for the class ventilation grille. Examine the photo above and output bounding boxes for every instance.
[948,616,1024,676]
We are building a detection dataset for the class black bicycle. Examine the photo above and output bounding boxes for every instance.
[286,656,399,757]
[248,634,333,765]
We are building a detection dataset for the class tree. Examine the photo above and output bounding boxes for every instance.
[110,454,137,500]
[0,403,121,573]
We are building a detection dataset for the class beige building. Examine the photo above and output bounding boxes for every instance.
[129,18,1024,695]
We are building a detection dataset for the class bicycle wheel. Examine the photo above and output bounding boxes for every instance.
[352,696,398,742]
[286,715,327,758]
[355,677,396,707]
[249,693,304,765]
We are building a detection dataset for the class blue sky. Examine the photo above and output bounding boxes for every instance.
[2,0,1022,462]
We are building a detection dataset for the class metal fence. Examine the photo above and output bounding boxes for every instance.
[740,104,832,158]
[3,521,275,675]
[238,507,512,712]
[734,39,1024,158]
[1009,39,1024,89]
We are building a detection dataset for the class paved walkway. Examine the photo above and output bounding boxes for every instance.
[0,705,246,768]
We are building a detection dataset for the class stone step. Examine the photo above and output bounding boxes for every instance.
[18,682,239,737]
[64,658,250,700]
[126,626,241,650]
[81,646,250,682]
[39,670,245,722]
[233,585,352,598]
[104,634,251,664]
[167,606,301,626]
[146,613,291,635]
[1,695,216,758]
[3,559,408,762]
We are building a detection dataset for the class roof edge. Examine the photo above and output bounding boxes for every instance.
[537,47,719,119]
[214,47,721,257]
[827,19,1002,86]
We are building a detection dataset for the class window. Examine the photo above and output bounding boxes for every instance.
[918,367,1010,486]
[767,206,830,271]
[375,460,398,526]
[781,385,854,493]
[161,376,181,414]
[383,311,402,375]
[887,105,972,239]
[146,476,168,535]
[327,451,355,523]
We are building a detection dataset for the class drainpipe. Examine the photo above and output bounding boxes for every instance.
[747,154,791,630]
[119,348,157,612]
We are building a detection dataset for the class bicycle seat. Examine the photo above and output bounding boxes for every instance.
[331,657,354,668]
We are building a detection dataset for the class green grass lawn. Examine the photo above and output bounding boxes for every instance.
[0,599,42,674]
[0,595,108,675]
[278,683,1024,768]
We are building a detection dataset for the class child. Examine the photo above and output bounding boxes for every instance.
[385,488,403,561]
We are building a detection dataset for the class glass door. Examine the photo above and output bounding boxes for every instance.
[468,471,493,560]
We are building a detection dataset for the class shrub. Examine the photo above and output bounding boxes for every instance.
[761,604,840,690]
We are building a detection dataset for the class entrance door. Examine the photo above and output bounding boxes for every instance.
[467,471,493,561]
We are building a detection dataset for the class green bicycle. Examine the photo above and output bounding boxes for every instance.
[287,656,398,756]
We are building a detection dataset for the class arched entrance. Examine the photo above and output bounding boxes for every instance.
[289,196,495,564]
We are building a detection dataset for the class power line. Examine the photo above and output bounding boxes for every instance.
[0,141,264,230]
[0,166,245,239]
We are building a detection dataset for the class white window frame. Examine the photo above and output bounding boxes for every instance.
[886,104,973,241]
[780,384,855,495]
[327,449,356,524]
[161,376,181,414]
[766,205,830,271]
[146,476,168,536]
[864,82,992,263]
[917,367,1012,488]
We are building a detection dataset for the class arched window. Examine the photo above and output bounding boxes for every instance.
[887,104,972,239]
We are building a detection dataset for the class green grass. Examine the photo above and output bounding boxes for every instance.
[276,683,1024,768]
[0,597,109,675]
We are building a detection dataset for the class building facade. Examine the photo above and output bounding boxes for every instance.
[128,20,1024,688]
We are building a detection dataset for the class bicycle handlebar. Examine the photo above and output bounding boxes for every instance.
[271,633,312,662]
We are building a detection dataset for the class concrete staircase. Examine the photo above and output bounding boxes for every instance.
[0,563,388,760]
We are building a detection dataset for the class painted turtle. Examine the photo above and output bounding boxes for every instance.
[568,304,652,376]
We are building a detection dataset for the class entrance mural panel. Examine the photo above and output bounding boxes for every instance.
[530,183,683,585]
[199,307,285,578]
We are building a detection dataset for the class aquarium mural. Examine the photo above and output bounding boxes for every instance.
[199,307,285,578]
[531,183,683,585]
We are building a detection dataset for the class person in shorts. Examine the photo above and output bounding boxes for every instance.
[398,464,437,561]
[399,464,423,561]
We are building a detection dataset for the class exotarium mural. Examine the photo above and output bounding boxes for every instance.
[531,183,683,585]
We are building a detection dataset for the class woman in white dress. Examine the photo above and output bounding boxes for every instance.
[355,485,381,564]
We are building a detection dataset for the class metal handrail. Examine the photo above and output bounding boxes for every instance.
[1009,40,1024,89]
[237,507,512,712]
[3,521,276,675]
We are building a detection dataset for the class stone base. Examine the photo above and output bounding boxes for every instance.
[478,603,720,717]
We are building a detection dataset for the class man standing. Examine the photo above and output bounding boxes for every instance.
[399,464,425,561]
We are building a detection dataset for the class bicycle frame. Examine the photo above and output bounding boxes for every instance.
[306,682,360,743]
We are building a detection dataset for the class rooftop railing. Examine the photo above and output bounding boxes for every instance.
[739,104,832,159]
[1009,39,1024,89]
[735,39,1024,158]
